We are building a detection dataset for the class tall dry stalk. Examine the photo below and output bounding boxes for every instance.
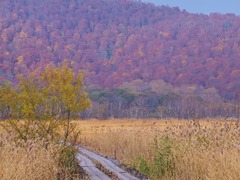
[0,132,83,180]
[0,133,61,180]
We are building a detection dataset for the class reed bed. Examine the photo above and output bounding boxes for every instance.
[76,119,240,179]
[0,133,61,180]
[0,123,83,180]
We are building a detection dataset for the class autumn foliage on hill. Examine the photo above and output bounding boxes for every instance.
[0,0,240,100]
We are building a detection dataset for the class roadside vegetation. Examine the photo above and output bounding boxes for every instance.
[0,132,83,180]
[0,61,91,179]
[78,119,240,179]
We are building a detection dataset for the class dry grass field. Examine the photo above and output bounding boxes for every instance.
[0,122,83,180]
[0,133,61,180]
[76,119,240,179]
[1,119,240,179]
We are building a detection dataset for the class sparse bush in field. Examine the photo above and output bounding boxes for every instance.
[151,136,175,178]
[58,145,84,179]
[132,157,150,176]
[133,136,175,179]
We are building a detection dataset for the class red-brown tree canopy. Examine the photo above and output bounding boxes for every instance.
[0,0,240,99]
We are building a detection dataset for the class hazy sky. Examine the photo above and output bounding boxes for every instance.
[142,0,240,15]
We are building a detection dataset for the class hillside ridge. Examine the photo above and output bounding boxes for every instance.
[0,0,240,99]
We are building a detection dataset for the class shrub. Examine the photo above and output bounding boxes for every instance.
[151,136,175,179]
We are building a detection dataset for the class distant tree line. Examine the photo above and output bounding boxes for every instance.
[1,69,239,120]
[81,88,240,119]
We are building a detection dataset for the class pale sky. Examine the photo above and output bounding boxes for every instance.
[142,0,240,15]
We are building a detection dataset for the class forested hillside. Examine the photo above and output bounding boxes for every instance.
[0,0,240,101]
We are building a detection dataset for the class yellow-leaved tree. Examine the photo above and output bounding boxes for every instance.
[0,61,91,178]
[0,82,20,119]
[1,61,91,143]
[39,61,91,143]
[40,61,91,121]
